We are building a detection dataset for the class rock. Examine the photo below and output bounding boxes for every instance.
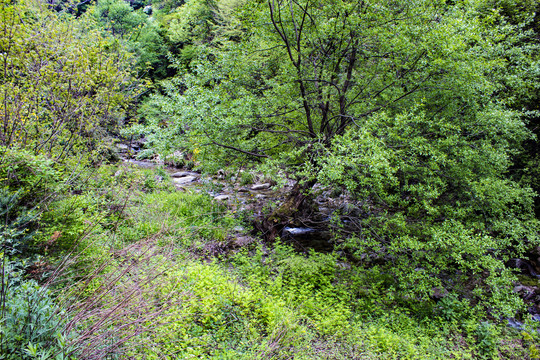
[123,159,156,169]
[507,318,524,330]
[282,227,316,236]
[255,194,266,199]
[237,187,250,193]
[172,176,197,185]
[251,183,271,191]
[233,226,245,232]
[116,143,129,150]
[171,171,198,178]
[214,195,229,201]
[217,169,226,179]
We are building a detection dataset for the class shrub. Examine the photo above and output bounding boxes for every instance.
[0,147,62,210]
[0,263,71,359]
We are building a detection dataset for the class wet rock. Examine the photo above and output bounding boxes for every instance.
[283,227,316,236]
[173,176,197,185]
[251,183,271,191]
[509,258,540,277]
[318,207,332,215]
[514,285,537,300]
[171,171,198,178]
[123,159,156,168]
[507,318,524,330]
[214,195,229,201]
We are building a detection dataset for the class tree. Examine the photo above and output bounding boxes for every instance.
[0,0,138,162]
[136,0,539,311]
[92,0,172,80]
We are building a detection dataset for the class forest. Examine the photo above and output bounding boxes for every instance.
[1,0,540,358]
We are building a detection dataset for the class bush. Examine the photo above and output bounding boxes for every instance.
[0,263,71,359]
[0,147,62,210]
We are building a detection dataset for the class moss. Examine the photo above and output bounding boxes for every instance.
[516,274,540,287]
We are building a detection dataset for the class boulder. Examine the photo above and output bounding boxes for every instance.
[172,176,197,185]
[251,183,271,191]
[171,171,198,178]
[214,195,230,201]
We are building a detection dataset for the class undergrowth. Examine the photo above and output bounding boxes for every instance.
[2,158,538,359]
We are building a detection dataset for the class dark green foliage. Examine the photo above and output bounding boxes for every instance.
[0,190,38,257]
[1,266,70,360]
[475,321,498,359]
[132,0,539,313]
[0,148,61,210]
[93,0,171,80]
[2,0,540,357]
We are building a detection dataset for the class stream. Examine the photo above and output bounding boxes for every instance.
[121,157,336,253]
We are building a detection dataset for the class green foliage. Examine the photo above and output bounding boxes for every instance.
[92,0,170,79]
[2,0,538,357]
[231,243,352,336]
[116,190,235,245]
[0,147,63,256]
[125,258,305,359]
[0,147,62,208]
[133,0,540,313]
[438,294,472,323]
[238,170,255,186]
[94,0,146,38]
[0,0,138,161]
[475,321,498,359]
[0,190,39,258]
[319,108,538,313]
[165,0,247,45]
[0,263,72,360]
